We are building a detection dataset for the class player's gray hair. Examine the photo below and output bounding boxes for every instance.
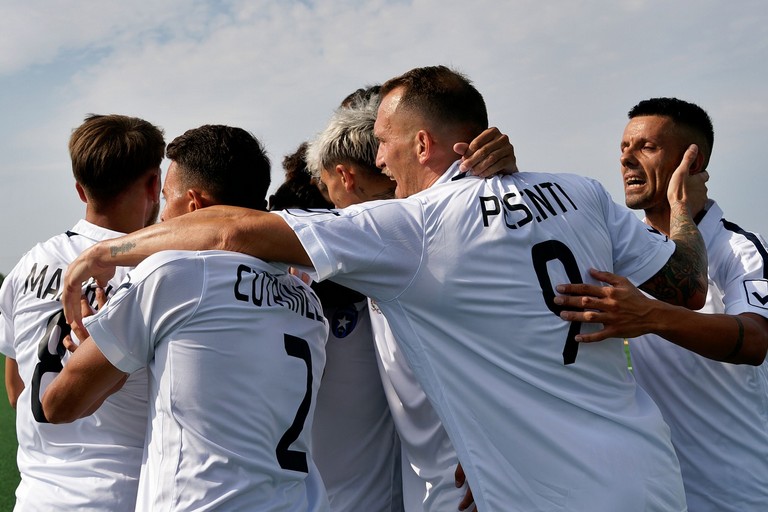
[306,94,380,179]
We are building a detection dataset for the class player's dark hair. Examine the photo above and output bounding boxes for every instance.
[629,97,714,165]
[268,143,333,211]
[340,84,382,109]
[379,65,488,140]
[69,114,165,203]
[166,125,271,211]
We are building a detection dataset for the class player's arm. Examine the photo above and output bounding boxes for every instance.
[556,269,768,364]
[455,463,477,511]
[41,337,128,423]
[4,357,24,409]
[632,144,708,309]
[62,207,309,328]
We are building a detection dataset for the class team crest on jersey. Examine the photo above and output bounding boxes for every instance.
[331,305,359,338]
[744,279,768,310]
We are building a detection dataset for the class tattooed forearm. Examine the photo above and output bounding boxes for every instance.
[641,200,707,307]
[110,242,136,258]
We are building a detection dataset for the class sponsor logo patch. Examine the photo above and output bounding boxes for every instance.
[744,279,768,309]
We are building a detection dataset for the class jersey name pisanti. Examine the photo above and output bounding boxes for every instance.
[233,263,326,324]
[479,180,579,229]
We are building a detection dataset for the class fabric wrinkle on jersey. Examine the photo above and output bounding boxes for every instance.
[0,219,146,512]
[83,250,330,511]
[368,298,464,511]
[275,162,687,512]
[630,199,768,512]
[312,297,404,512]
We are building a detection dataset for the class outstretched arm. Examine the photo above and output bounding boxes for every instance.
[62,206,309,329]
[556,269,768,365]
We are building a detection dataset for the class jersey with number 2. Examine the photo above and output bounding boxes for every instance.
[84,250,330,511]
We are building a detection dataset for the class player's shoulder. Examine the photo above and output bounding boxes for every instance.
[134,250,281,280]
[133,250,205,277]
[504,170,604,191]
[2,231,81,286]
[706,204,768,258]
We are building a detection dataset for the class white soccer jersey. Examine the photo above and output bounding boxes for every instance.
[630,200,768,512]
[0,219,146,512]
[83,250,330,512]
[276,163,686,512]
[368,300,464,512]
[311,298,403,512]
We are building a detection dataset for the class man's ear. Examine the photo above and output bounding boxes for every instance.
[75,182,88,203]
[187,189,206,212]
[146,170,161,206]
[690,147,707,174]
[337,164,356,192]
[416,130,433,164]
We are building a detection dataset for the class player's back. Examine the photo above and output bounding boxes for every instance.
[0,220,146,511]
[110,250,330,511]
[396,170,686,511]
[272,166,689,510]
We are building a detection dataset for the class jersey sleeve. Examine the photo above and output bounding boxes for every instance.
[0,264,20,358]
[718,233,768,319]
[272,201,425,302]
[84,251,205,373]
[591,179,676,285]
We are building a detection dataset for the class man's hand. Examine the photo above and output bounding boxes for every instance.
[62,244,117,331]
[667,144,708,216]
[454,127,517,178]
[63,287,106,353]
[554,268,657,342]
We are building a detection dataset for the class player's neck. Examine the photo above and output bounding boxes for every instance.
[84,203,151,235]
[644,206,672,236]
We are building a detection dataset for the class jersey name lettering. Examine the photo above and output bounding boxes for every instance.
[233,264,325,324]
[23,262,113,306]
[480,181,578,229]
[23,263,62,301]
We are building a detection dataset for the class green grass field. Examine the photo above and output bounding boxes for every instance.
[0,359,20,510]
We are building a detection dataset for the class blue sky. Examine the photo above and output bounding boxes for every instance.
[1,0,767,273]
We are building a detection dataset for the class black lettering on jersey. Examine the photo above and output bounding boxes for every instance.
[522,184,557,221]
[479,181,579,230]
[233,265,325,324]
[480,193,535,229]
[480,196,501,227]
[234,264,252,302]
[23,264,64,301]
[41,268,62,300]
[24,263,49,297]
[502,192,534,229]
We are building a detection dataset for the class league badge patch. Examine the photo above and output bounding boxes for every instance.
[331,305,359,338]
[744,279,768,310]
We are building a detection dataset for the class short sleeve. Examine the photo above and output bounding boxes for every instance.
[84,251,204,373]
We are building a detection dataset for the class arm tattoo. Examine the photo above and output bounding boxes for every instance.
[642,201,707,305]
[110,242,136,258]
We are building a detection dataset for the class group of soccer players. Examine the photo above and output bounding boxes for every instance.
[1,64,767,511]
